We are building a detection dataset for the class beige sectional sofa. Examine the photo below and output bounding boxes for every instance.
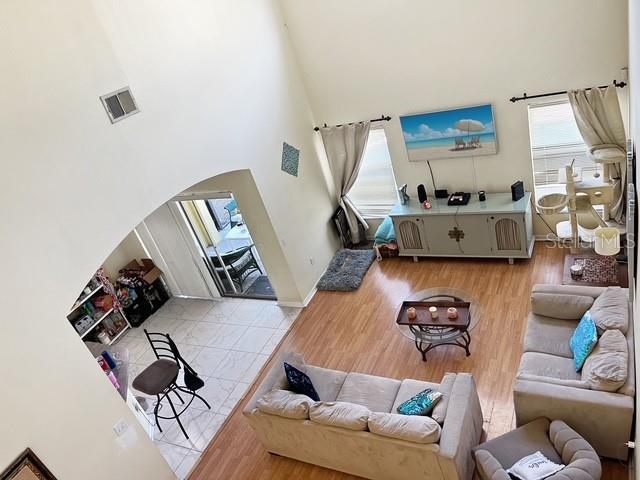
[244,352,483,480]
[514,284,634,460]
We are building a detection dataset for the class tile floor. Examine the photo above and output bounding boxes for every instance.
[116,296,302,479]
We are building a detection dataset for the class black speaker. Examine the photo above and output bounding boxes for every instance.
[434,189,449,199]
[478,190,486,202]
[417,184,427,203]
[511,180,524,201]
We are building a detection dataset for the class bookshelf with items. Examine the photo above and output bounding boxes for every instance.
[67,267,131,345]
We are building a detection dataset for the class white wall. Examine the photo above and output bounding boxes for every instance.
[280,0,628,234]
[0,0,336,477]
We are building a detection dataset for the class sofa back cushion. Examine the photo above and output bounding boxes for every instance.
[256,389,314,419]
[305,365,348,402]
[309,401,370,431]
[271,352,307,390]
[582,329,628,392]
[589,286,629,334]
[336,372,401,413]
[285,362,320,401]
[531,293,594,320]
[391,374,456,425]
[368,412,441,444]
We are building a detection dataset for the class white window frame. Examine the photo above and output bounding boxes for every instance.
[348,125,398,218]
[527,98,594,202]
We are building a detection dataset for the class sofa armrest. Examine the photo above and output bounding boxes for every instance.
[439,373,484,480]
[548,420,601,478]
[473,450,511,480]
[514,379,633,460]
[532,284,605,299]
[243,352,305,415]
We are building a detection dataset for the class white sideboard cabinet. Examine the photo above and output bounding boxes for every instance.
[389,192,534,263]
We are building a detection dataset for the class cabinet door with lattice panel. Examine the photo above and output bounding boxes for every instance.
[392,217,429,256]
[487,214,528,256]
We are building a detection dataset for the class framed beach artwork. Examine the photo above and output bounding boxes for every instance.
[400,104,497,161]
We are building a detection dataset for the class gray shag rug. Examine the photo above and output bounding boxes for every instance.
[317,249,376,292]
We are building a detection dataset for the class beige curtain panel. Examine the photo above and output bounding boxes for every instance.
[567,85,627,223]
[320,122,371,244]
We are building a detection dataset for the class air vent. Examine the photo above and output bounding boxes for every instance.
[100,87,139,123]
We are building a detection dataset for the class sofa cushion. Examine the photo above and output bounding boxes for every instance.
[582,329,628,392]
[305,365,348,402]
[531,292,594,320]
[391,373,456,424]
[368,412,441,444]
[285,362,320,401]
[336,372,401,413]
[589,286,629,334]
[570,312,598,371]
[518,352,589,389]
[309,401,370,431]
[523,314,576,358]
[256,389,313,419]
[472,417,562,469]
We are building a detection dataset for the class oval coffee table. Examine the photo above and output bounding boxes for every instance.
[396,287,482,362]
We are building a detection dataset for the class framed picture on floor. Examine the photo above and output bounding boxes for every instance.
[400,104,497,161]
[1,449,58,480]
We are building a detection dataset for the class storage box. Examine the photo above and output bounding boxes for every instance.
[122,258,163,285]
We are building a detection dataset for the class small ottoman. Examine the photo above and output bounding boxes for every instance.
[472,417,601,480]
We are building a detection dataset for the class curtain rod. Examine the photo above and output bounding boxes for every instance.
[313,115,391,132]
[509,80,627,103]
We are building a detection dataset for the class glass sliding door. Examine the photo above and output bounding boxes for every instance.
[174,192,275,300]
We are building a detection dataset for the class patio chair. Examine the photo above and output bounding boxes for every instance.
[224,199,242,227]
[469,136,482,148]
[211,245,262,292]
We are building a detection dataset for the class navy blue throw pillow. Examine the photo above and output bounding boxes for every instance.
[284,362,320,401]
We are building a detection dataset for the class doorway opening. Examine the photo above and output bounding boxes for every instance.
[175,192,276,300]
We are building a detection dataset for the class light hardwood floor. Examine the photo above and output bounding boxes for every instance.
[190,244,629,479]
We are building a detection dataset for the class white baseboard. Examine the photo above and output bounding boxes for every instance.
[302,287,317,306]
[277,287,317,308]
[277,300,304,308]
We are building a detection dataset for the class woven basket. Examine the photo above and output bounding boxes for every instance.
[537,193,568,215]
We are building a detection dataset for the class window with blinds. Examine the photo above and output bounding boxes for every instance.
[528,100,592,198]
[348,127,398,217]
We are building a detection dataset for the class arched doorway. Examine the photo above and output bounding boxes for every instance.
[62,169,305,477]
